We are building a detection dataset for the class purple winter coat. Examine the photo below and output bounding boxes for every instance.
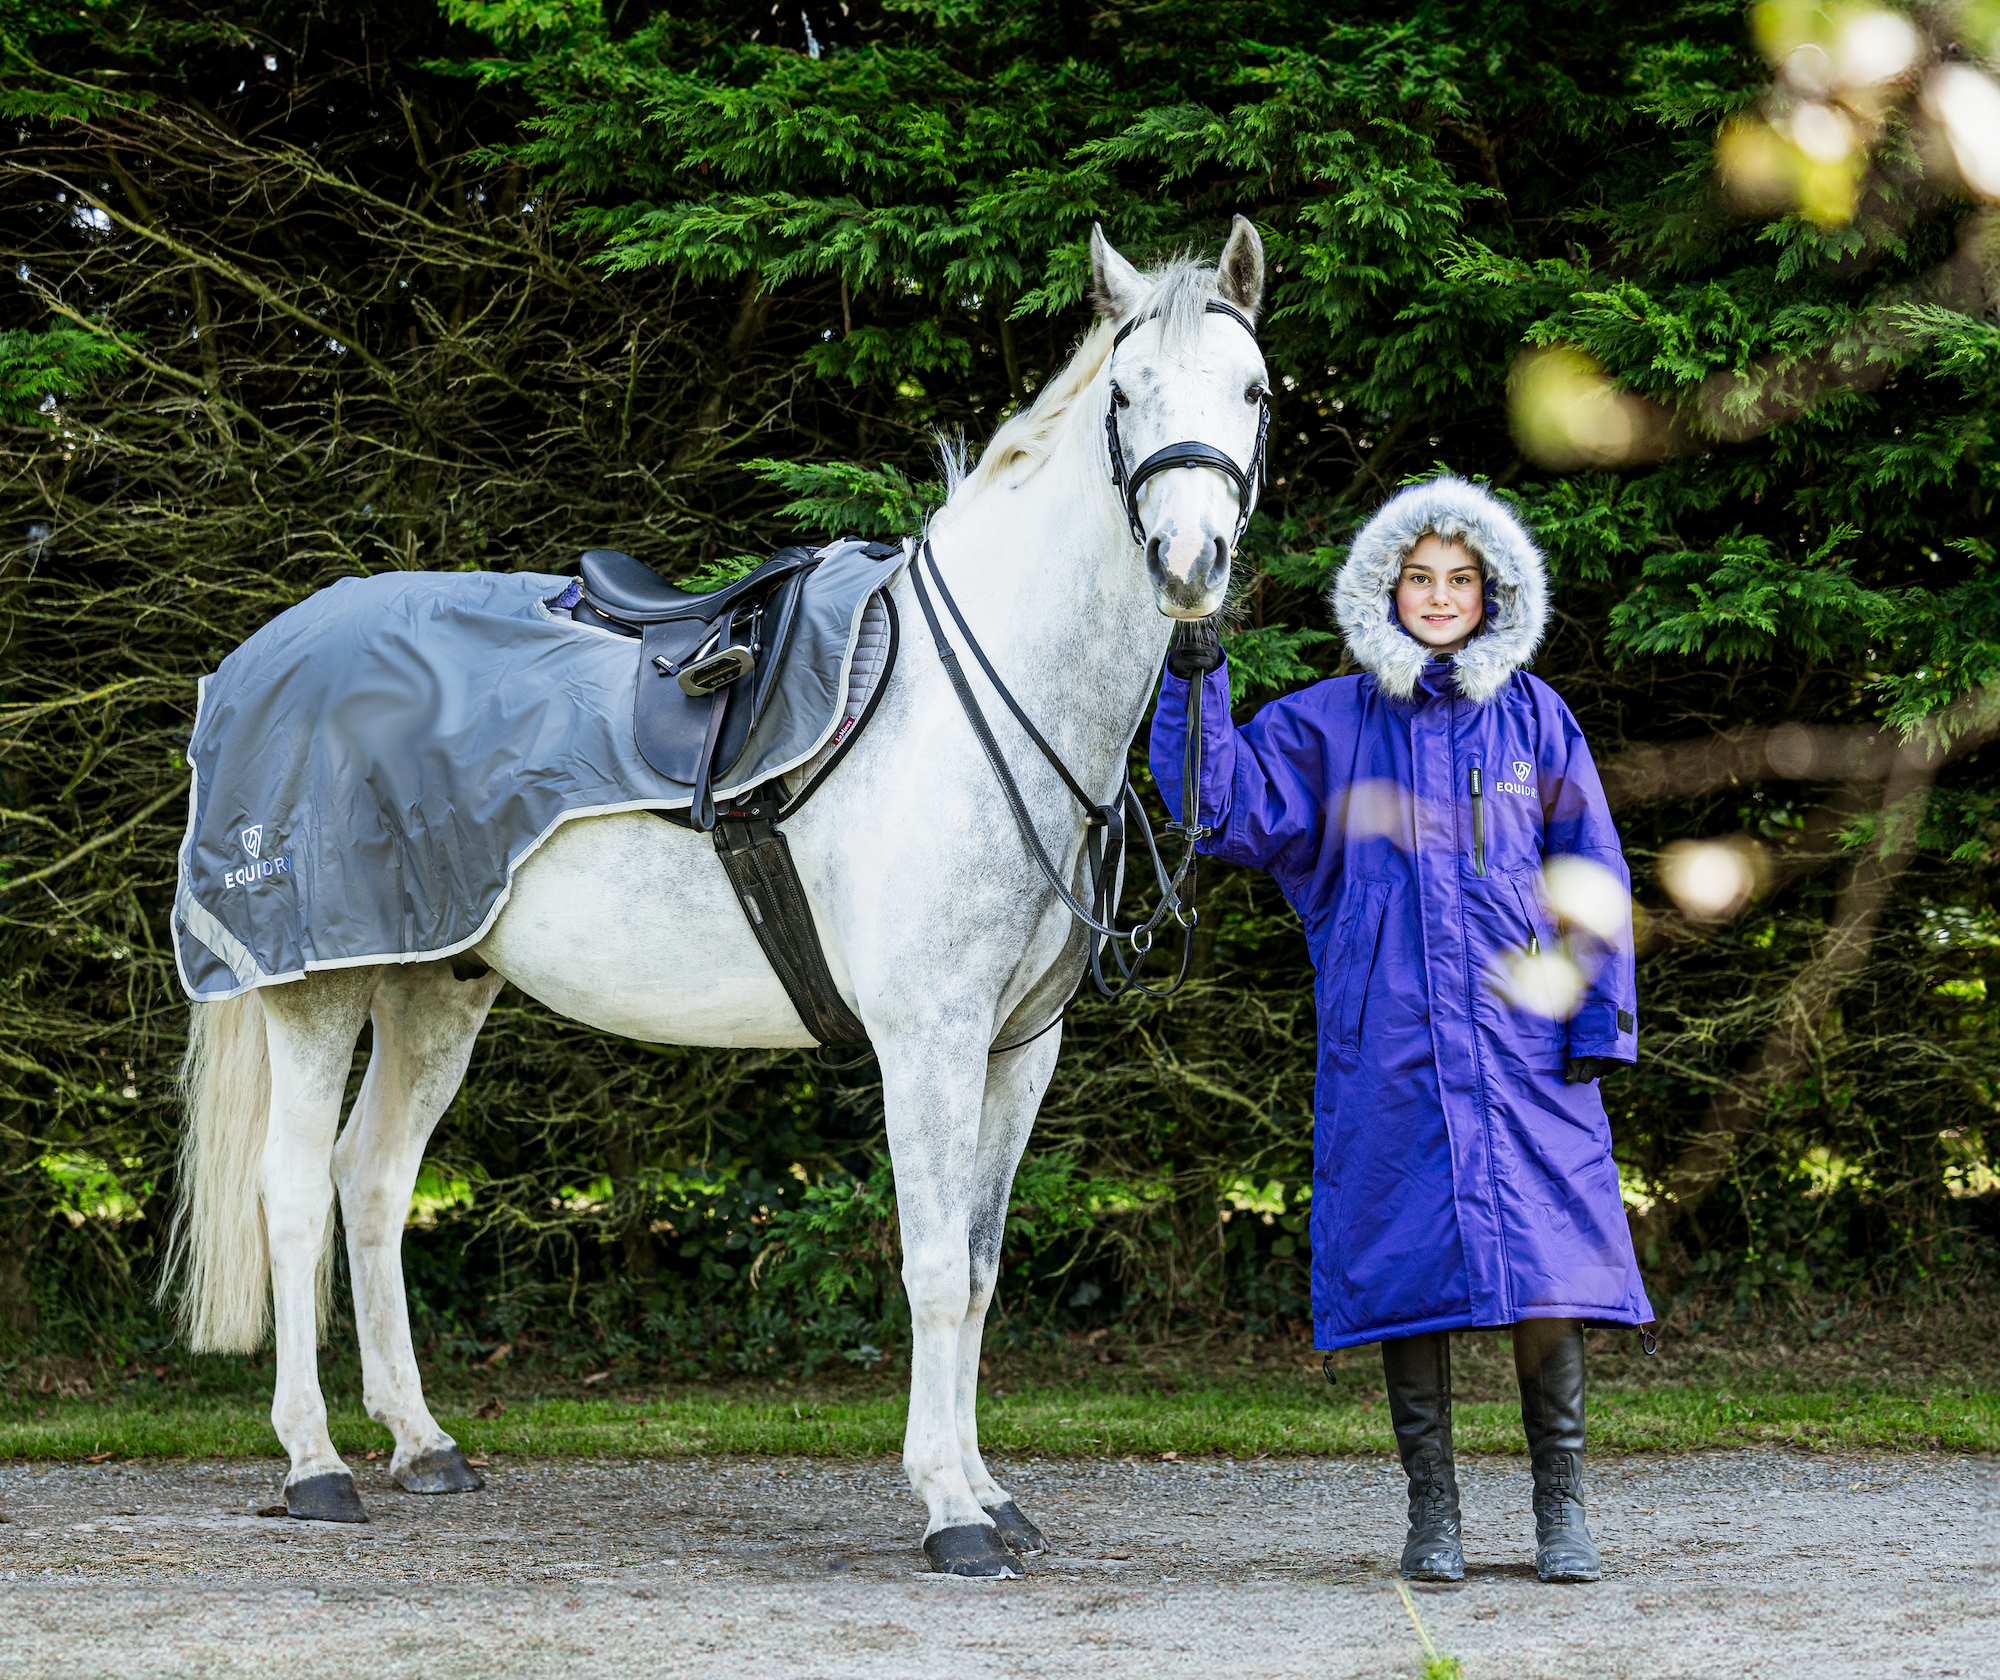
[1149,477,1653,1349]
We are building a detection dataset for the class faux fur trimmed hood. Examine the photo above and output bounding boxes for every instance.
[1328,476,1548,705]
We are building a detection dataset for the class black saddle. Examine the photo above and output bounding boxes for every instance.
[569,540,898,829]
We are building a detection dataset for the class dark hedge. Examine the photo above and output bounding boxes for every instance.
[0,0,1995,1373]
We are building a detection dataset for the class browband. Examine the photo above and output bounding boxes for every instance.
[1113,296,1260,351]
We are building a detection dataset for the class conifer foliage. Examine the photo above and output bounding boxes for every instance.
[0,0,1994,1363]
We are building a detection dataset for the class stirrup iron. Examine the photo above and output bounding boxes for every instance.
[673,644,756,697]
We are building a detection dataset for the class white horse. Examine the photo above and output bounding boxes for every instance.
[165,219,1268,1574]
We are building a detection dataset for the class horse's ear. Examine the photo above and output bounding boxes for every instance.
[1216,215,1265,319]
[1090,224,1146,322]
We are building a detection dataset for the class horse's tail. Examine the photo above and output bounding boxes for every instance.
[160,992,275,1352]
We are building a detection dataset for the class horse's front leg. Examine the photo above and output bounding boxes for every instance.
[879,1021,1021,1576]
[956,1027,1063,1556]
[333,961,505,1495]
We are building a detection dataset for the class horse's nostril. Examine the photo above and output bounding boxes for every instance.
[1145,535,1166,573]
[1190,535,1228,594]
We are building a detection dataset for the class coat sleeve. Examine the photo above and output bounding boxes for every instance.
[1149,661,1330,881]
[1542,697,1639,1065]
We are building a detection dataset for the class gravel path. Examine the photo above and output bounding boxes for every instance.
[0,1450,1992,1678]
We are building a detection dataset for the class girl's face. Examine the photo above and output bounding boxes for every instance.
[1396,535,1485,656]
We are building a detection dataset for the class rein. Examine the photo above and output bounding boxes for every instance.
[910,541,1210,1015]
[913,295,1267,1035]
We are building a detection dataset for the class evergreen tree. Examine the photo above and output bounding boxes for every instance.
[0,0,1992,1360]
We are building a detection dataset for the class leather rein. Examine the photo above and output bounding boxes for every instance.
[911,544,1208,1015]
[911,296,1267,1021]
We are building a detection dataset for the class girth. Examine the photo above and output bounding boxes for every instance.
[703,783,870,1048]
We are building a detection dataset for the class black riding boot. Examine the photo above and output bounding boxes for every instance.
[1514,1317,1602,1582]
[1381,1331,1464,1581]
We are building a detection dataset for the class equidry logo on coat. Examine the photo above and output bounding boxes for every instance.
[1496,759,1538,798]
[223,821,292,888]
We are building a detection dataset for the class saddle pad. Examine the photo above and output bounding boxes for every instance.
[782,590,894,801]
[174,544,907,1001]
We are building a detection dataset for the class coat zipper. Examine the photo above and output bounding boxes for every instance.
[1451,741,1510,1321]
[1468,763,1486,877]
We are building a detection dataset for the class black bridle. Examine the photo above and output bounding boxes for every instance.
[909,298,1270,1040]
[1105,298,1271,547]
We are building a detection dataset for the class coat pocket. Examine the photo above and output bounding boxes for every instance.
[1506,876,1546,956]
[1502,873,1570,1032]
[1332,884,1391,1053]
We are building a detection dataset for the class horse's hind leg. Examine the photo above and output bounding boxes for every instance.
[956,1028,1062,1556]
[260,967,381,1522]
[333,960,505,1494]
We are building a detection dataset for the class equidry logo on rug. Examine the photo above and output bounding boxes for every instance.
[223,822,292,888]
[1496,759,1538,798]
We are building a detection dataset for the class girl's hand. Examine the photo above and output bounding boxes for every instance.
[1167,618,1223,678]
[1563,1056,1618,1085]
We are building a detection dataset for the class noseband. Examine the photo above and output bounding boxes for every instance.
[1104,298,1272,548]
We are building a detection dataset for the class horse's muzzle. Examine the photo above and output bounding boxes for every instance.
[1147,531,1230,618]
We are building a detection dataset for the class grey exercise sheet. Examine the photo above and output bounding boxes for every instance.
[173,541,905,1001]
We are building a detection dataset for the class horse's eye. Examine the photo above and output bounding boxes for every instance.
[1245,382,1267,404]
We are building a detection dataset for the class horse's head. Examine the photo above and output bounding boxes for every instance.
[1091,217,1268,620]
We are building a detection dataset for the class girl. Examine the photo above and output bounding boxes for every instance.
[1151,476,1652,1583]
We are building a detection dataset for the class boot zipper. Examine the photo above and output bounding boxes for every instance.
[1468,764,1486,877]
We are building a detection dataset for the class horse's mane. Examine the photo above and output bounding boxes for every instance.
[939,255,1218,507]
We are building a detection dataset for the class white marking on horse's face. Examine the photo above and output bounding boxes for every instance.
[1157,521,1207,582]
[1111,314,1268,620]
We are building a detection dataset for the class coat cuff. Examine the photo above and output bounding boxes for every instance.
[1568,1002,1637,1064]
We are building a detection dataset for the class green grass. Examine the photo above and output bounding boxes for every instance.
[3,1380,1993,1463]
[1397,1580,1466,1680]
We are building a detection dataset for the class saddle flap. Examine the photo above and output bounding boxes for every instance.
[635,567,813,784]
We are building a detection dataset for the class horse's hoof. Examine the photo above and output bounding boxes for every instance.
[924,1523,1021,1577]
[982,1500,1048,1557]
[394,1444,485,1495]
[285,1471,368,1523]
